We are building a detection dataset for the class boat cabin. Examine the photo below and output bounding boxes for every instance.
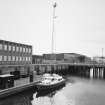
[0,74,14,89]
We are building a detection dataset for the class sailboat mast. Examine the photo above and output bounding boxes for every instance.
[51,2,57,54]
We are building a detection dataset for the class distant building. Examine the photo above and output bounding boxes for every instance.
[43,53,91,63]
[0,40,32,75]
[32,55,44,64]
[93,56,105,64]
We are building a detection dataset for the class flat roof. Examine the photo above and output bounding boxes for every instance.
[0,40,32,47]
[0,74,14,78]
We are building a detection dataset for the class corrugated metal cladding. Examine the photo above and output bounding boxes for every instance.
[0,40,32,65]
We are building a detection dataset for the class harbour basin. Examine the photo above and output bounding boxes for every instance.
[0,76,105,105]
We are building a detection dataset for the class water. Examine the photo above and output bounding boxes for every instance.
[0,76,105,105]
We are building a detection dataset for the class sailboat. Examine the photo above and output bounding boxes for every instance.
[36,2,66,91]
[36,73,65,91]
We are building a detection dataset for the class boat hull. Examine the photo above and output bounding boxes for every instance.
[36,79,65,91]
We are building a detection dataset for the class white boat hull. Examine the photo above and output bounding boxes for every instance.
[36,79,65,91]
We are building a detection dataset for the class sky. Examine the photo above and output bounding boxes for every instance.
[0,0,105,57]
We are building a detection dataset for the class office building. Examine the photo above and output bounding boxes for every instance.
[0,40,32,75]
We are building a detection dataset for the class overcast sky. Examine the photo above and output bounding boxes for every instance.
[0,0,105,57]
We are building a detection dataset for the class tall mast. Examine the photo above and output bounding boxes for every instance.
[51,2,57,54]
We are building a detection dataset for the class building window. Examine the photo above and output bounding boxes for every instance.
[0,44,2,50]
[4,45,7,51]
[20,47,22,52]
[28,57,30,61]
[29,57,31,61]
[12,56,15,61]
[29,48,32,53]
[28,48,30,53]
[23,57,25,61]
[16,46,19,52]
[23,48,25,53]
[20,56,22,61]
[16,56,18,61]
[26,57,28,61]
[27,57,29,61]
[21,57,22,61]
[22,57,24,61]
[8,56,11,61]
[18,56,20,61]
[4,56,7,61]
[8,45,11,51]
[0,55,2,61]
[28,48,31,53]
[26,48,28,53]
[13,46,15,51]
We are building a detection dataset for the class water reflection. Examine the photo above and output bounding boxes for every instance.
[1,76,105,105]
[32,84,66,105]
[36,89,56,98]
[35,90,57,105]
[0,88,36,105]
[0,84,66,105]
[36,84,65,98]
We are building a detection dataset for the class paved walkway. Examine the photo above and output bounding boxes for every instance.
[14,77,30,87]
[14,75,42,87]
[0,75,42,98]
[0,75,42,91]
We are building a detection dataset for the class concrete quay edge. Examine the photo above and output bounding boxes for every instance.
[0,81,39,99]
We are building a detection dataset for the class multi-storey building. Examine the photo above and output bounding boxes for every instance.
[0,40,32,75]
